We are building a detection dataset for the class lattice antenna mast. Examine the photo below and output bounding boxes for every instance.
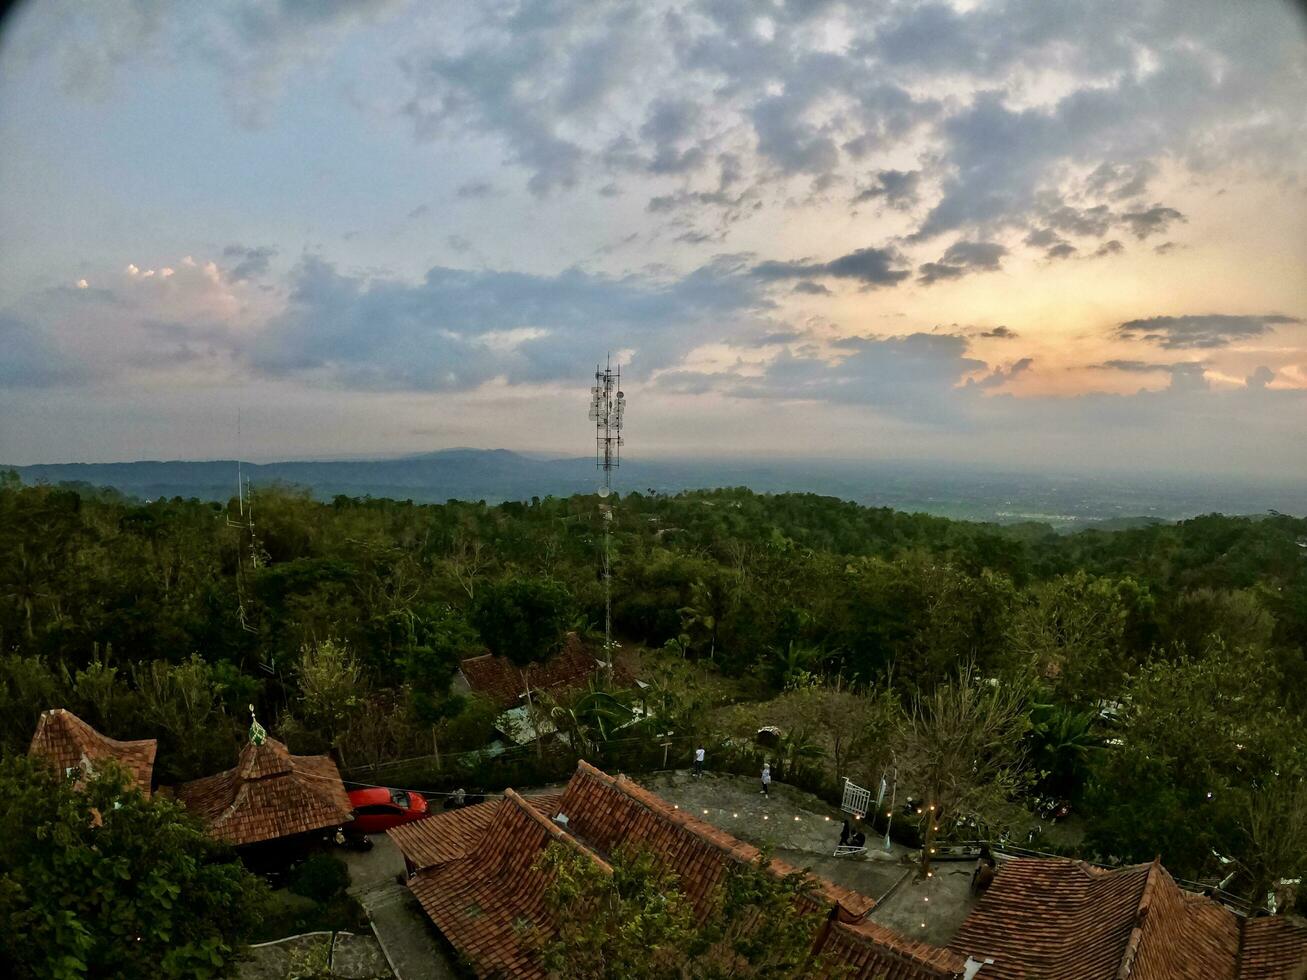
[588,356,625,659]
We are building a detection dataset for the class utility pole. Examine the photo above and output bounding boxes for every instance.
[588,356,625,665]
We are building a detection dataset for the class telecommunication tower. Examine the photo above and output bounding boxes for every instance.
[588,357,625,659]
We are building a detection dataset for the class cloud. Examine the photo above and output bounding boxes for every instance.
[455,181,495,199]
[1085,161,1156,200]
[1119,205,1185,240]
[792,281,831,296]
[917,240,1006,285]
[249,255,769,390]
[1246,366,1275,390]
[659,331,993,422]
[752,246,911,289]
[1094,240,1125,258]
[407,204,431,219]
[979,326,1018,340]
[852,169,921,209]
[1045,242,1077,261]
[1115,313,1300,349]
[222,244,276,282]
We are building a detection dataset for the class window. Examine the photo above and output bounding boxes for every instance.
[389,789,410,808]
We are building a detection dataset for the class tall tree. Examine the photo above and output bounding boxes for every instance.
[894,668,1031,874]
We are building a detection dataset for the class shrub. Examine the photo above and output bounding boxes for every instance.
[289,853,350,903]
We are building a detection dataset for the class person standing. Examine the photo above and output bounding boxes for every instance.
[760,762,771,797]
[693,746,705,778]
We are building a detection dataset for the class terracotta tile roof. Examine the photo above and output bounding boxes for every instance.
[458,633,635,710]
[403,762,963,980]
[1125,860,1240,979]
[556,760,875,920]
[408,789,600,980]
[175,737,353,847]
[388,792,563,870]
[820,918,967,979]
[949,857,1307,980]
[28,708,157,797]
[1239,916,1307,980]
[948,858,1153,978]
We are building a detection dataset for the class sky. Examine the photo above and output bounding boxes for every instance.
[0,0,1305,477]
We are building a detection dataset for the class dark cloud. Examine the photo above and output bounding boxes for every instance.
[639,98,706,175]
[1024,227,1064,249]
[1042,203,1113,238]
[1119,204,1185,240]
[1093,240,1125,258]
[222,244,276,282]
[752,246,911,289]
[792,281,832,295]
[917,240,1006,285]
[1045,242,1077,261]
[455,181,495,199]
[978,325,1018,340]
[1246,366,1275,389]
[1153,241,1181,255]
[852,169,921,209]
[1085,161,1156,200]
[407,204,431,219]
[969,356,1034,389]
[1115,313,1300,349]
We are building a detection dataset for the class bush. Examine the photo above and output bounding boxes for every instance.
[289,853,351,903]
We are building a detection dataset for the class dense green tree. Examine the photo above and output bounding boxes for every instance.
[534,842,834,979]
[1083,641,1305,893]
[0,755,266,979]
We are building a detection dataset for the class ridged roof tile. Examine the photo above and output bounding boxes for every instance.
[175,737,353,847]
[28,708,157,797]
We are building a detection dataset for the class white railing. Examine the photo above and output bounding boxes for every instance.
[840,776,871,817]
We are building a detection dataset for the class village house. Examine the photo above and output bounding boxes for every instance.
[28,707,157,797]
[453,632,643,744]
[390,761,1307,980]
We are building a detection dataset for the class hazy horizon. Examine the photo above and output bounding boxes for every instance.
[2,1,1306,479]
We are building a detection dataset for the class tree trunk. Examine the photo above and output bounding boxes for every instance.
[921,808,937,875]
[432,725,441,771]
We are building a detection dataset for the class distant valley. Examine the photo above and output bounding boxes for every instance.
[7,449,1305,528]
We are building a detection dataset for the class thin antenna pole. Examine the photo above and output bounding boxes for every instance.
[588,355,625,660]
[237,409,244,517]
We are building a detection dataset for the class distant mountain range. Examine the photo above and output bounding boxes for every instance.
[6,449,1305,527]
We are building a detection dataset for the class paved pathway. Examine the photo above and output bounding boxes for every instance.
[345,835,458,980]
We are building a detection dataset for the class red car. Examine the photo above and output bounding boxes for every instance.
[345,787,429,834]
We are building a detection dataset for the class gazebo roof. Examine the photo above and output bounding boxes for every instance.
[176,736,353,847]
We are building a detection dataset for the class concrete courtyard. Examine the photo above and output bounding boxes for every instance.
[635,770,981,947]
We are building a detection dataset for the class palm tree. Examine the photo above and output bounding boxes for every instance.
[1029,703,1104,800]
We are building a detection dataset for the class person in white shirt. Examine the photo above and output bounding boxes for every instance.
[760,763,771,797]
[693,746,705,778]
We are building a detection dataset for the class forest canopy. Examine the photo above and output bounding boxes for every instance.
[1,472,1304,908]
